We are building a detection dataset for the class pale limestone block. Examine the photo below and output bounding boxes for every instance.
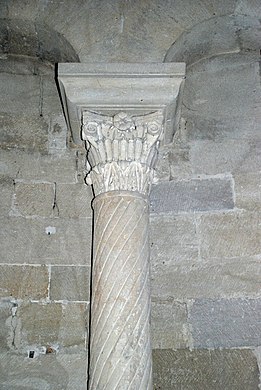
[0,265,48,300]
[50,266,90,301]
[0,216,92,265]
[234,172,261,211]
[0,175,13,217]
[190,298,261,348]
[17,302,88,352]
[153,349,260,390]
[0,149,78,184]
[150,215,198,265]
[13,182,54,217]
[151,256,261,300]
[151,300,188,349]
[199,211,261,259]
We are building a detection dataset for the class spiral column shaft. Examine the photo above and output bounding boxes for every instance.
[89,191,152,390]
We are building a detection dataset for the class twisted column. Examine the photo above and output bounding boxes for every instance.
[90,192,151,389]
[82,111,163,390]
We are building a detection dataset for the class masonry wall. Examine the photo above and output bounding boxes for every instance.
[0,1,261,389]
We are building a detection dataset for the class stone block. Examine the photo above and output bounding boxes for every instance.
[0,175,13,216]
[150,215,198,266]
[0,216,92,265]
[56,183,93,218]
[0,73,40,115]
[0,265,48,300]
[17,302,88,352]
[190,298,261,348]
[151,256,261,300]
[0,351,87,390]
[234,172,261,211]
[0,300,13,352]
[0,149,77,184]
[0,113,48,153]
[150,177,234,214]
[189,139,261,175]
[13,182,54,217]
[200,211,261,259]
[151,300,188,349]
[153,349,260,390]
[182,59,261,142]
[50,266,90,301]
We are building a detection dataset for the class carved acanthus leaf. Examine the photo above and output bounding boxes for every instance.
[82,111,163,195]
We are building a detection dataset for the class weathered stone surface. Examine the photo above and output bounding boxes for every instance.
[0,265,48,300]
[17,302,88,352]
[181,58,261,142]
[13,182,54,217]
[153,349,260,390]
[0,113,48,153]
[199,211,261,259]
[0,149,78,184]
[151,256,261,300]
[0,216,92,265]
[0,351,87,390]
[50,266,90,302]
[150,215,198,265]
[56,183,92,218]
[234,172,261,211]
[189,139,261,175]
[151,300,188,349]
[0,175,13,216]
[0,300,13,351]
[150,177,234,214]
[48,114,68,154]
[190,298,261,348]
[0,73,40,115]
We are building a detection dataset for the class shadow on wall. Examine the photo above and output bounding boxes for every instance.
[0,18,80,64]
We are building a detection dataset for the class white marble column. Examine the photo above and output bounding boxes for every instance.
[58,63,185,390]
[82,111,164,389]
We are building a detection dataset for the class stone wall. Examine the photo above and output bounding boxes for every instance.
[0,1,261,389]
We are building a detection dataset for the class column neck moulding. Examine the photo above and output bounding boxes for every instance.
[58,63,185,390]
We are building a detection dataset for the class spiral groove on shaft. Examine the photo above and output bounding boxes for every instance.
[89,191,152,390]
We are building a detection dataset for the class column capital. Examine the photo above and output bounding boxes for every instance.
[82,110,163,195]
[58,63,185,195]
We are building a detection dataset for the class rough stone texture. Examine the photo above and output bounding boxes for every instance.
[17,302,88,352]
[150,177,234,214]
[150,215,198,265]
[56,183,92,218]
[189,139,261,175]
[0,149,79,184]
[0,175,13,216]
[190,298,261,348]
[0,265,48,300]
[0,300,13,352]
[0,216,92,265]
[0,352,87,390]
[151,300,188,349]
[153,349,260,390]
[199,211,261,259]
[50,266,90,301]
[151,256,261,300]
[13,182,55,217]
[234,172,261,211]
